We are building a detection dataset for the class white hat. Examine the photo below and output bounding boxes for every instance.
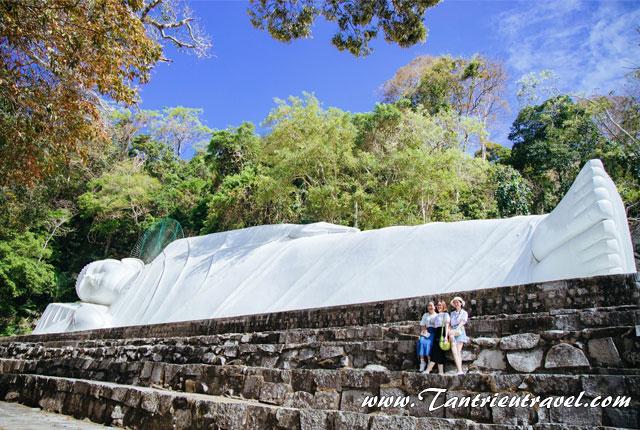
[451,296,465,307]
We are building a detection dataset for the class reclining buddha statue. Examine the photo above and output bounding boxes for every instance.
[34,159,637,334]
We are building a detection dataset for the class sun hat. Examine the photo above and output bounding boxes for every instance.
[450,296,465,307]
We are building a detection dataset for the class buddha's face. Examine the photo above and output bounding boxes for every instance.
[76,258,143,306]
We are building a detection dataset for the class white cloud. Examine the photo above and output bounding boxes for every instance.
[495,0,640,96]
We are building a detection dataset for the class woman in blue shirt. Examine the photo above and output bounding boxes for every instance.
[448,296,469,375]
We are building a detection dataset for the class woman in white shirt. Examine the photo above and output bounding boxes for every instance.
[448,296,469,375]
[416,301,438,372]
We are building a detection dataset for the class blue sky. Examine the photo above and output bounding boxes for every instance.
[139,0,640,146]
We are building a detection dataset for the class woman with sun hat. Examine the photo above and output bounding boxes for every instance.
[449,296,469,375]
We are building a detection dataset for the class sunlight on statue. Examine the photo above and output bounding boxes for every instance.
[34,160,636,334]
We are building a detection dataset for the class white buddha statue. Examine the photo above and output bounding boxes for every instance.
[34,159,636,334]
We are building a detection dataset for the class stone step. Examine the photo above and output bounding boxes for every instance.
[0,400,110,429]
[0,373,562,430]
[4,305,636,351]
[0,274,637,429]
[6,274,637,345]
[1,362,637,428]
[2,323,637,374]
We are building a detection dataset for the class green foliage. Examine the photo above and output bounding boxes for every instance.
[476,142,511,164]
[508,95,603,213]
[200,94,499,231]
[0,232,57,336]
[207,122,261,182]
[382,55,507,120]
[492,165,531,217]
[78,160,162,256]
[248,0,440,56]
[149,107,213,156]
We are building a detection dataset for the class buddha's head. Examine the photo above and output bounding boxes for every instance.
[76,258,144,306]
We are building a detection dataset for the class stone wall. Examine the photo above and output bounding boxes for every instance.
[5,273,638,344]
[1,365,637,428]
[0,273,638,429]
[1,305,637,374]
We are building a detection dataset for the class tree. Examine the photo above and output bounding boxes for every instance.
[381,55,506,159]
[248,0,440,56]
[78,160,162,256]
[515,70,560,107]
[0,232,57,336]
[0,0,209,186]
[261,94,359,225]
[206,123,262,183]
[508,95,603,213]
[381,55,507,119]
[475,142,511,164]
[491,165,531,217]
[148,107,213,156]
[354,103,488,154]
[129,135,180,179]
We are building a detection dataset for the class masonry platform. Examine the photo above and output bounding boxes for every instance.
[0,274,638,429]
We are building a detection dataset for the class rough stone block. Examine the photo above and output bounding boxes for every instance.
[473,337,499,348]
[491,393,533,425]
[312,389,340,410]
[587,337,622,366]
[140,392,159,413]
[527,374,582,396]
[341,369,389,389]
[334,410,369,430]
[242,375,264,399]
[340,389,374,413]
[300,409,332,430]
[259,382,292,406]
[369,415,417,430]
[581,375,627,397]
[499,333,540,350]
[274,408,299,429]
[472,349,506,370]
[283,391,314,409]
[320,346,344,359]
[545,343,590,368]
[506,348,544,373]
[603,406,639,429]
[549,401,602,426]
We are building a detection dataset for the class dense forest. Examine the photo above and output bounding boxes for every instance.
[1,1,639,335]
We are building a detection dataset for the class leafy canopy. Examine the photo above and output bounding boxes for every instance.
[248,0,440,56]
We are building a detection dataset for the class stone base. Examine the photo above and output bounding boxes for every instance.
[0,274,638,429]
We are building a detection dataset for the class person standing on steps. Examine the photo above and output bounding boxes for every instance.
[449,296,469,375]
[417,301,438,372]
[423,299,450,375]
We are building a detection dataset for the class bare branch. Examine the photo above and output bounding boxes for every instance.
[140,0,162,19]
[158,28,196,50]
[143,16,193,30]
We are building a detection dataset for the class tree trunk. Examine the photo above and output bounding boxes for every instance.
[354,200,359,229]
[104,233,112,257]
